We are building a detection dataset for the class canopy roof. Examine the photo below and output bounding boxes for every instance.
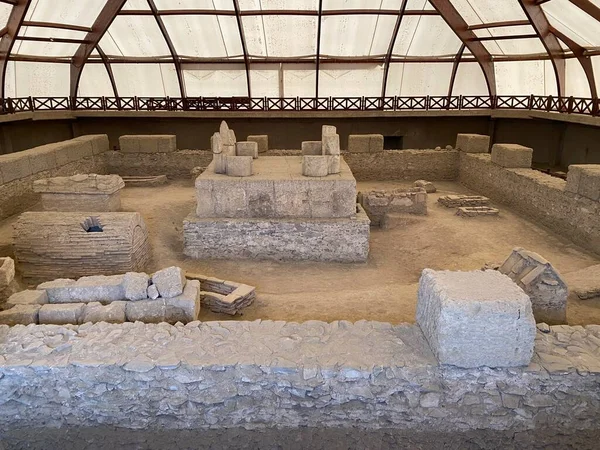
[0,0,599,100]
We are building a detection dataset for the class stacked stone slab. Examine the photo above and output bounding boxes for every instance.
[416,269,536,368]
[438,194,489,207]
[14,212,151,284]
[187,272,256,315]
[122,175,168,187]
[119,135,177,153]
[210,121,255,177]
[247,135,268,153]
[301,125,342,177]
[491,143,533,168]
[358,187,427,226]
[33,173,125,212]
[565,164,600,201]
[456,206,499,217]
[455,134,490,153]
[347,134,384,153]
[499,247,568,325]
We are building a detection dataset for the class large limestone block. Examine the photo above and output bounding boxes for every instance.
[125,299,166,323]
[38,275,126,304]
[225,155,253,177]
[119,135,176,153]
[39,303,84,325]
[499,247,568,324]
[81,301,126,324]
[7,289,48,308]
[27,145,58,173]
[416,269,536,368]
[455,134,490,153]
[33,174,124,195]
[491,143,533,168]
[123,272,149,301]
[211,132,223,154]
[0,304,41,326]
[235,141,259,159]
[73,135,110,155]
[302,141,323,156]
[328,155,341,174]
[302,155,328,177]
[164,280,201,324]
[348,134,384,153]
[152,266,186,298]
[247,135,268,153]
[0,257,15,291]
[565,164,600,201]
[323,133,341,156]
[0,152,32,183]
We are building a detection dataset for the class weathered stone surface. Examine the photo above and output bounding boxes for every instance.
[414,180,436,193]
[456,206,499,217]
[152,267,186,299]
[0,152,32,183]
[328,155,341,174]
[147,284,159,300]
[348,134,384,153]
[0,304,40,325]
[302,141,323,156]
[236,141,258,159]
[359,188,427,225]
[416,269,536,368]
[225,155,253,177]
[6,289,48,308]
[499,248,568,325]
[211,132,223,154]
[437,194,489,208]
[213,153,227,174]
[125,299,166,323]
[81,301,126,324]
[322,133,340,156]
[0,256,15,290]
[302,155,328,177]
[123,272,149,301]
[564,264,600,300]
[119,135,177,153]
[247,135,268,153]
[187,273,255,315]
[565,164,600,201]
[164,280,201,324]
[38,275,126,304]
[33,174,124,195]
[455,134,490,153]
[491,143,533,168]
[39,303,84,325]
[220,121,233,145]
[122,175,169,187]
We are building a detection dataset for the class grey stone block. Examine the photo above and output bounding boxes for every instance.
[322,125,337,137]
[565,164,600,201]
[7,290,48,308]
[147,284,159,300]
[211,132,223,154]
[125,299,166,323]
[73,135,109,155]
[39,303,84,325]
[455,134,490,153]
[220,121,234,145]
[164,280,201,324]
[152,266,186,298]
[38,275,126,303]
[491,143,533,168]
[328,155,341,174]
[0,257,15,291]
[302,155,328,177]
[236,141,259,159]
[213,153,227,174]
[323,133,341,156]
[348,134,384,153]
[302,141,323,156]
[81,301,126,324]
[0,304,41,326]
[123,272,149,301]
[119,135,176,153]
[0,153,32,183]
[247,135,268,153]
[27,145,58,173]
[416,269,536,368]
[225,155,253,177]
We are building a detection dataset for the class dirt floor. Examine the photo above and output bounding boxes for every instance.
[1,178,599,325]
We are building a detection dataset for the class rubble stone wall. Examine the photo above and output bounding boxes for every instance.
[459,153,600,255]
[104,150,213,178]
[0,320,598,440]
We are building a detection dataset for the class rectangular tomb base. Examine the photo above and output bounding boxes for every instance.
[183,205,370,262]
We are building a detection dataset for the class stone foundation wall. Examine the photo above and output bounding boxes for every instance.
[104,150,213,178]
[0,320,598,439]
[459,153,600,255]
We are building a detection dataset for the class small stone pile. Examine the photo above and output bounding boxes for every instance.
[187,273,256,315]
[438,194,490,208]
[0,266,200,326]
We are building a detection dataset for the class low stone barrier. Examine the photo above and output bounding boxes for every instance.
[119,135,177,153]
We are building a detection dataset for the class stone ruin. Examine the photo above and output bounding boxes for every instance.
[211,121,258,177]
[0,266,257,326]
[438,194,490,208]
[33,173,125,212]
[14,212,151,284]
[301,125,341,177]
[499,247,568,325]
[456,206,499,217]
[358,187,427,227]
[414,179,436,193]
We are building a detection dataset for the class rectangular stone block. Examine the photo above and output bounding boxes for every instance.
[247,135,268,153]
[73,135,109,155]
[491,143,533,168]
[302,141,322,156]
[236,141,259,159]
[7,289,48,308]
[302,155,328,177]
[125,299,166,323]
[565,164,600,201]
[348,134,384,153]
[455,134,490,153]
[0,152,32,183]
[226,155,253,177]
[38,275,126,303]
[81,301,126,324]
[152,266,186,298]
[323,133,340,156]
[164,280,201,324]
[416,269,536,368]
[119,135,176,153]
[27,145,58,173]
[39,303,84,325]
[0,304,41,326]
[55,140,93,166]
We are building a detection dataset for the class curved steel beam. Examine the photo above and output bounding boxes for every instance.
[448,44,466,96]
[315,0,323,97]
[233,0,251,97]
[568,0,600,21]
[97,44,118,98]
[0,0,31,101]
[147,0,186,98]
[428,0,496,96]
[70,0,127,98]
[519,0,566,97]
[381,0,408,97]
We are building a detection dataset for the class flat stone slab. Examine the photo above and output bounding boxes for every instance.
[195,156,356,219]
[416,269,536,368]
[438,195,489,208]
[456,206,499,217]
[38,275,126,304]
[33,174,124,195]
[122,175,168,187]
[184,205,370,262]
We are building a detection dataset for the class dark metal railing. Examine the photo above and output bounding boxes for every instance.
[1,95,599,116]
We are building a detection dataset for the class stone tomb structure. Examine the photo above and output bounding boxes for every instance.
[14,212,151,284]
[211,121,258,177]
[33,173,125,212]
[184,124,369,262]
[301,125,341,177]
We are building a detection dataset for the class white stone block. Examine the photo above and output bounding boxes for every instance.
[125,299,166,323]
[416,269,536,368]
[38,275,125,303]
[323,133,340,156]
[328,155,341,174]
[491,143,533,168]
[455,134,490,153]
[236,141,259,159]
[302,155,328,177]
[152,266,186,298]
[123,272,149,301]
[211,132,223,154]
[164,280,201,324]
[81,301,126,324]
[225,156,253,177]
[302,141,323,156]
[39,303,84,325]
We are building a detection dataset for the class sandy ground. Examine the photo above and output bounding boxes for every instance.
[1,178,599,325]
